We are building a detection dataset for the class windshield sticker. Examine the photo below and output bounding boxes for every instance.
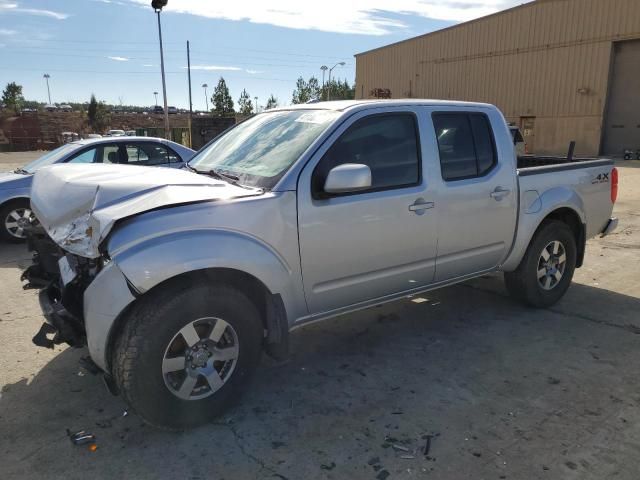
[294,111,336,124]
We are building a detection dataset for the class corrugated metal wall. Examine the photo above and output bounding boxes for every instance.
[355,0,640,155]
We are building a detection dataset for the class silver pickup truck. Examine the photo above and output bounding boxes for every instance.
[23,100,618,429]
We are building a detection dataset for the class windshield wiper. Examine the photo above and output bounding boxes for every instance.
[14,167,29,175]
[209,169,240,183]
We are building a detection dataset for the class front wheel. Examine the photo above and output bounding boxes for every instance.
[0,200,36,243]
[504,220,577,308]
[112,280,264,429]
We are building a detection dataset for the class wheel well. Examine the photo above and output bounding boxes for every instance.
[0,197,30,210]
[539,208,586,267]
[104,268,288,374]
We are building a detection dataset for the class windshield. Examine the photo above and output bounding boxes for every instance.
[188,109,340,188]
[21,144,79,173]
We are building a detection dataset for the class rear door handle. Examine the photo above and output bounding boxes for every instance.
[408,199,435,214]
[490,187,511,200]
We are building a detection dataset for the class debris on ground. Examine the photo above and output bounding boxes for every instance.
[376,470,390,480]
[423,435,433,456]
[67,429,96,446]
[392,444,409,452]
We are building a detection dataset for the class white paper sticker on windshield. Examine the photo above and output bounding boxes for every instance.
[294,111,336,124]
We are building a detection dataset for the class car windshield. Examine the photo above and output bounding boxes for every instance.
[188,109,340,189]
[20,144,79,173]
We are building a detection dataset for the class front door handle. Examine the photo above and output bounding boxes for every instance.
[490,187,511,200]
[408,198,435,214]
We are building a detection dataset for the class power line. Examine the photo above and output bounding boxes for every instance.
[0,67,299,82]
[7,39,353,60]
[2,48,353,68]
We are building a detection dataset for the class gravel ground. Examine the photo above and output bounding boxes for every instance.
[1,153,639,480]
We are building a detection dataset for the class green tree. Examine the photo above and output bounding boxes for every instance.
[265,94,279,110]
[211,77,234,116]
[292,77,308,104]
[292,76,321,104]
[87,94,98,126]
[87,94,110,132]
[307,77,321,101]
[237,88,253,115]
[2,82,24,114]
[323,78,355,101]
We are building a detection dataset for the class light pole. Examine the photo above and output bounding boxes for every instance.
[43,73,52,104]
[151,0,170,139]
[254,96,258,113]
[153,91,158,107]
[320,65,328,100]
[327,62,345,101]
[202,84,208,111]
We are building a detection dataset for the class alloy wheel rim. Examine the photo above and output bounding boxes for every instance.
[4,208,35,239]
[537,240,567,291]
[162,317,239,400]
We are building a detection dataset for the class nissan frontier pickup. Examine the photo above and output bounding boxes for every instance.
[22,100,618,429]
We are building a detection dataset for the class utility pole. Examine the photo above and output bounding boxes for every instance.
[154,91,158,106]
[152,0,170,139]
[327,62,345,101]
[43,74,51,104]
[254,96,258,113]
[186,40,193,148]
[320,65,328,100]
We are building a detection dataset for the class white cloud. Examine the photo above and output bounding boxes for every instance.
[142,64,154,67]
[107,56,130,61]
[188,65,243,71]
[0,1,69,20]
[245,69,264,75]
[0,28,17,35]
[126,0,529,35]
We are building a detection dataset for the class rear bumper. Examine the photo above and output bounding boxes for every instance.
[600,217,618,237]
[32,284,85,349]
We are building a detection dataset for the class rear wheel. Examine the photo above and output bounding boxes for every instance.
[0,199,35,243]
[504,220,577,308]
[112,280,264,429]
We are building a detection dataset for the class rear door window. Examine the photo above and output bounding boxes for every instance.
[432,113,497,181]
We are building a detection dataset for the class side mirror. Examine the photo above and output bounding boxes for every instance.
[323,163,372,194]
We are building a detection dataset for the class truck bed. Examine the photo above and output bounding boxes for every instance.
[517,155,613,176]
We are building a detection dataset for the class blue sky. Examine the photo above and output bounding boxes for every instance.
[0,0,527,110]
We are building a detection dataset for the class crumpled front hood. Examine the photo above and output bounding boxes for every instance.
[31,164,259,258]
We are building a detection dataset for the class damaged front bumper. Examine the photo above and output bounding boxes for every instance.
[32,283,86,349]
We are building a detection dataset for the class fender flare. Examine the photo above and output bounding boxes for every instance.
[502,187,585,271]
[112,228,295,297]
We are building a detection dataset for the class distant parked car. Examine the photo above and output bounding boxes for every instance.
[153,106,164,114]
[125,130,137,136]
[59,104,73,112]
[0,137,194,242]
[44,104,57,112]
[106,129,126,137]
[61,132,79,143]
[85,134,103,139]
[167,106,178,114]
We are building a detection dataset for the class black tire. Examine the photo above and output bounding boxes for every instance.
[504,220,577,308]
[0,199,32,243]
[112,278,264,430]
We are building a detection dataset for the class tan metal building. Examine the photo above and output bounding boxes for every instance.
[354,0,640,156]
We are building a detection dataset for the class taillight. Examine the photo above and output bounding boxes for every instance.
[611,167,618,203]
